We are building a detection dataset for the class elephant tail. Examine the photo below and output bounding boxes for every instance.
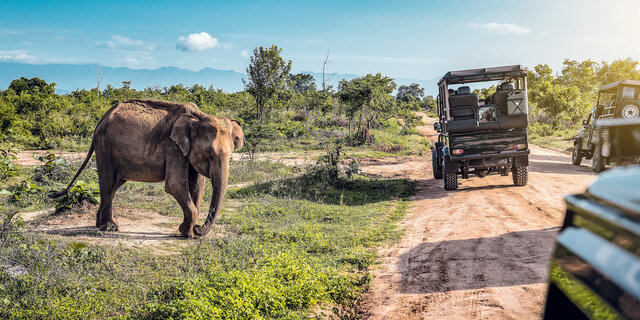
[50,142,95,198]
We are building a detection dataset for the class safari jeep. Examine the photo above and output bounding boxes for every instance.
[432,65,530,190]
[572,80,640,172]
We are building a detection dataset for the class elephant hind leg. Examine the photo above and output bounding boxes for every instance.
[96,170,126,232]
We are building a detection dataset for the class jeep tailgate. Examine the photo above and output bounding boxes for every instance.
[450,129,527,155]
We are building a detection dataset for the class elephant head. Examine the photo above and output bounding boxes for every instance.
[170,112,244,236]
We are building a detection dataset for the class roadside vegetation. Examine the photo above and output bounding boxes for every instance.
[525,58,640,152]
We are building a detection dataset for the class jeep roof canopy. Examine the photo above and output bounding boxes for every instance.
[599,80,640,93]
[438,65,527,85]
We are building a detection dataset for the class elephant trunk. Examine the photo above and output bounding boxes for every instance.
[194,158,230,237]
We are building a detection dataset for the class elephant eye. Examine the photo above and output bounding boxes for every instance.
[205,146,213,154]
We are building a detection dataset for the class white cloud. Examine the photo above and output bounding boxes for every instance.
[468,22,531,35]
[0,50,35,63]
[176,32,219,52]
[97,35,155,51]
[241,50,250,58]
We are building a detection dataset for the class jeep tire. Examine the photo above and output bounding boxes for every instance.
[443,160,458,190]
[571,145,583,165]
[432,147,443,179]
[512,166,528,186]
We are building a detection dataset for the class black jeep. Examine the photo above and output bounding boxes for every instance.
[573,80,640,172]
[433,65,530,190]
[543,166,640,319]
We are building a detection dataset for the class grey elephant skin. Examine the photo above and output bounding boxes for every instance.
[63,99,245,238]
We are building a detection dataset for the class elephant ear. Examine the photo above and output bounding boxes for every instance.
[230,119,245,149]
[171,114,198,157]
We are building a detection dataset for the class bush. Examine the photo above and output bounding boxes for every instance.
[1,178,45,207]
[0,146,19,181]
[32,152,74,184]
[53,181,100,214]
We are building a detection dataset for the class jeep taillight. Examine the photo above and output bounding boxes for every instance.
[513,144,527,150]
[452,149,464,155]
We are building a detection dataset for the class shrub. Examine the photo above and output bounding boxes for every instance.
[2,178,45,206]
[0,146,19,181]
[32,152,74,184]
[53,181,100,214]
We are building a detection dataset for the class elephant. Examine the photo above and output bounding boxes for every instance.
[61,99,244,238]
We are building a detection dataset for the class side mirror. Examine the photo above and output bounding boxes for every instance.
[434,122,441,132]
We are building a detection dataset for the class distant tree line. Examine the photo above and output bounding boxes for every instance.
[1,45,638,150]
[0,45,429,151]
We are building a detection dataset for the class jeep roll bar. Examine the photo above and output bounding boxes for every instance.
[437,65,528,123]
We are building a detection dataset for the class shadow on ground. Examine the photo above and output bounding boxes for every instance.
[42,226,181,240]
[399,227,558,294]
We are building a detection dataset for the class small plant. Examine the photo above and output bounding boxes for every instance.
[0,210,24,241]
[32,152,73,183]
[2,178,45,203]
[0,145,19,180]
[54,180,100,214]
[345,158,362,178]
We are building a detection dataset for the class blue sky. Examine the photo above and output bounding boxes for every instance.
[1,0,639,81]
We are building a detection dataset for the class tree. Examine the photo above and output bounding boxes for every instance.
[96,63,103,102]
[244,45,292,123]
[396,83,425,102]
[557,59,598,94]
[337,73,397,143]
[8,77,55,96]
[289,73,316,93]
[597,58,640,85]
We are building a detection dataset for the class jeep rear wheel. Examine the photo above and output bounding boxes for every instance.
[443,161,458,190]
[512,166,528,186]
[432,148,443,179]
[571,146,583,165]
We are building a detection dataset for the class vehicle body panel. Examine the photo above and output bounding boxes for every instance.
[543,166,640,319]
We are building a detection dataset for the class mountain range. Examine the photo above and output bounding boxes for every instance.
[0,62,435,95]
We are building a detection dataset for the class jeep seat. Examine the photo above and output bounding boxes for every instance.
[448,86,479,133]
[449,86,478,109]
[491,82,515,114]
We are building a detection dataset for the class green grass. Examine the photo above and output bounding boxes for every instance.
[0,152,415,319]
[528,122,580,153]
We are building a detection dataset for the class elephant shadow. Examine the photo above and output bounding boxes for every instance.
[42,226,182,241]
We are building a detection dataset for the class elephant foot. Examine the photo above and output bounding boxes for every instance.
[179,222,195,238]
[193,224,211,237]
[97,220,119,232]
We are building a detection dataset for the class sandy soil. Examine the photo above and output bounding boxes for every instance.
[360,115,597,319]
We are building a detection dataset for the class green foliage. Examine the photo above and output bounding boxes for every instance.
[2,178,45,205]
[244,45,293,122]
[53,180,100,213]
[32,152,73,184]
[0,145,19,180]
[0,210,24,241]
[528,58,640,129]
[337,73,397,144]
[396,83,425,102]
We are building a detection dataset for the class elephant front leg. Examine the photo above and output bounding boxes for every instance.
[165,174,199,238]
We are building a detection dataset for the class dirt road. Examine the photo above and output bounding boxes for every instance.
[361,116,597,319]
